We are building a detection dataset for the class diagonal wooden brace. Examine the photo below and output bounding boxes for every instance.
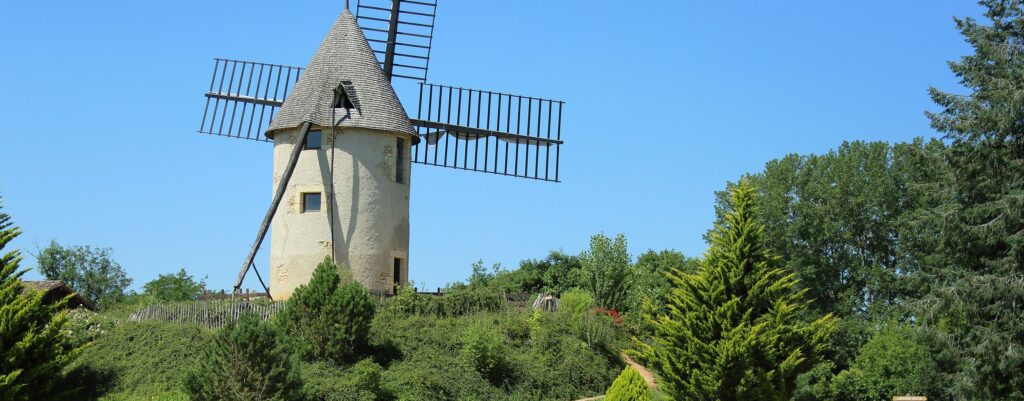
[233,122,313,294]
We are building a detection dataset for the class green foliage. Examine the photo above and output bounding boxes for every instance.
[64,308,115,349]
[385,280,505,317]
[830,324,940,401]
[605,366,652,401]
[630,249,697,334]
[794,323,942,401]
[532,289,618,355]
[577,233,632,312]
[641,181,837,401]
[0,201,79,401]
[143,268,206,302]
[922,2,1024,398]
[301,359,389,401]
[371,309,623,400]
[185,313,302,401]
[277,257,375,363]
[502,251,583,295]
[712,139,949,322]
[35,240,132,308]
[461,321,511,385]
[68,321,210,400]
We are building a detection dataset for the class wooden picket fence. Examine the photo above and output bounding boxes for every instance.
[128,301,284,329]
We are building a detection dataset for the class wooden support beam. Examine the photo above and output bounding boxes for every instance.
[233,122,313,294]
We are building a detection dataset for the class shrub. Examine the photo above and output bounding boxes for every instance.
[461,321,511,385]
[381,352,504,401]
[605,366,652,401]
[68,320,210,399]
[185,313,302,401]
[0,204,80,401]
[143,268,206,302]
[544,288,617,351]
[276,257,375,362]
[301,359,388,401]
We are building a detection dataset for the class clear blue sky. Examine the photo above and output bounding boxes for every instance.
[0,1,980,291]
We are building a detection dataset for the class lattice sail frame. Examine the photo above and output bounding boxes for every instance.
[355,0,437,82]
[199,59,302,142]
[197,59,563,182]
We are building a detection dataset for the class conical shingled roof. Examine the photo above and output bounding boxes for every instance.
[267,10,416,139]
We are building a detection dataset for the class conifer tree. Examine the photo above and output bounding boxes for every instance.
[604,366,652,401]
[925,1,1024,398]
[638,181,836,401]
[0,200,78,400]
[185,312,302,401]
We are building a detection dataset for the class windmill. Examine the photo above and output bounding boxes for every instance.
[196,0,565,299]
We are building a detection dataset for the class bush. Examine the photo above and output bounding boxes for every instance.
[0,205,79,401]
[68,321,210,399]
[185,313,302,401]
[544,288,617,352]
[143,268,205,302]
[301,359,389,401]
[461,322,511,385]
[381,352,504,401]
[276,257,375,362]
[605,366,652,401]
[382,283,505,318]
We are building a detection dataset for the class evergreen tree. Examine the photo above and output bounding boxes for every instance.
[276,257,375,362]
[925,1,1024,398]
[639,181,836,401]
[604,366,652,401]
[0,200,79,400]
[185,312,302,401]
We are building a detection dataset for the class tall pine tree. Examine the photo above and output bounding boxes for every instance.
[925,1,1024,398]
[638,181,836,401]
[0,199,79,400]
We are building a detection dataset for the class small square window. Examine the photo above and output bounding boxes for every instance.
[305,131,322,150]
[301,193,321,213]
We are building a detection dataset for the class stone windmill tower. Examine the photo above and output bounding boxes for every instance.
[196,1,565,299]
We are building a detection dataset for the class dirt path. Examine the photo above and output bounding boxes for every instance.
[572,353,658,401]
[620,352,657,390]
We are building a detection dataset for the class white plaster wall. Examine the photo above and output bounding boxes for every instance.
[269,126,412,299]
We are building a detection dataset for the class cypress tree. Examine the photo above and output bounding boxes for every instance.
[638,181,836,401]
[925,1,1024,398]
[185,312,302,401]
[0,200,78,400]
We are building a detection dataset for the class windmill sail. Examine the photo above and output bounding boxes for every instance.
[412,83,563,182]
[197,58,563,182]
[198,58,301,142]
[355,0,437,81]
